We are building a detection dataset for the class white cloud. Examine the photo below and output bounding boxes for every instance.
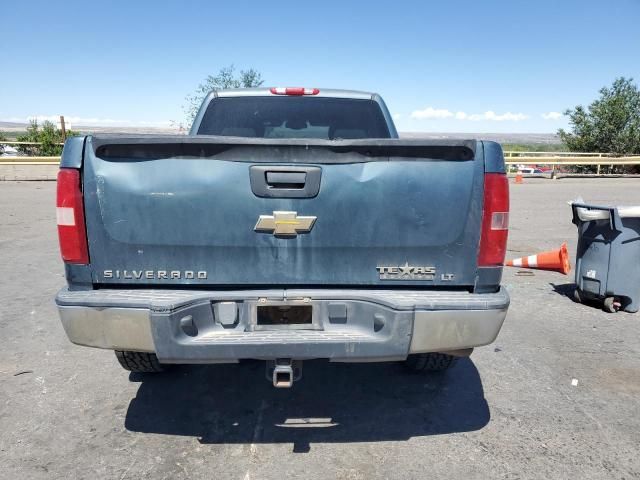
[392,113,402,121]
[481,111,529,121]
[463,111,528,122]
[541,111,562,120]
[410,106,529,122]
[410,107,454,119]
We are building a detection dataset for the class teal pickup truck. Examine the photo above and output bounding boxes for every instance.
[55,87,510,387]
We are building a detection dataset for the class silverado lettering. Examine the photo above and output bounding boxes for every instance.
[103,270,208,280]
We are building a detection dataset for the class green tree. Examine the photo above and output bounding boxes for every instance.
[0,132,7,155]
[183,65,264,124]
[559,77,640,154]
[558,77,640,174]
[16,120,77,156]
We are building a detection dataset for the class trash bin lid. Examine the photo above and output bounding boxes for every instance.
[573,204,640,221]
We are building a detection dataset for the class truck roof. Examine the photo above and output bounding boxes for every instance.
[214,87,376,100]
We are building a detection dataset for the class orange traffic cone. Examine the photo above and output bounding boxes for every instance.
[506,242,571,274]
[515,173,523,184]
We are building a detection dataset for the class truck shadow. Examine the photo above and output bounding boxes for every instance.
[124,358,489,451]
[550,282,578,300]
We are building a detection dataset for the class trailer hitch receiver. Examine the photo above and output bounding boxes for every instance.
[266,359,303,388]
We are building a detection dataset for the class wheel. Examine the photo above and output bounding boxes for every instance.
[603,297,620,313]
[573,288,582,304]
[404,353,458,372]
[115,351,164,373]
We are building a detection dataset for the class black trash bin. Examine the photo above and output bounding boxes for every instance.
[571,202,640,313]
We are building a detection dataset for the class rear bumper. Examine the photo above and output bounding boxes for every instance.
[56,287,509,362]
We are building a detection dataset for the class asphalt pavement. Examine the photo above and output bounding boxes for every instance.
[1,178,639,479]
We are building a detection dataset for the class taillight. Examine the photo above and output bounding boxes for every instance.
[478,173,509,266]
[56,169,89,264]
[270,87,320,96]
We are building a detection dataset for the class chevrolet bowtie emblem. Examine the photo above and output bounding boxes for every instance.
[254,211,317,237]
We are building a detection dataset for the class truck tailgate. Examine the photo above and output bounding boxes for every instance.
[81,136,485,287]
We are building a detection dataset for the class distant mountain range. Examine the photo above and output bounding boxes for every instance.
[0,121,560,144]
[0,121,179,136]
[400,131,561,144]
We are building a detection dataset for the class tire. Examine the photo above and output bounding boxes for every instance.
[573,288,582,304]
[404,353,458,372]
[115,351,164,373]
[603,297,620,313]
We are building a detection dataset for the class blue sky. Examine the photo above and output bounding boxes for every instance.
[2,0,639,133]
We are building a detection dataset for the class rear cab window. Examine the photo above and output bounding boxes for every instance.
[197,96,392,139]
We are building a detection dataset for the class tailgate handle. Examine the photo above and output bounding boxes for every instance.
[250,166,322,198]
[266,171,306,188]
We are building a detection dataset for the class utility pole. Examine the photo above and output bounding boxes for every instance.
[59,115,67,141]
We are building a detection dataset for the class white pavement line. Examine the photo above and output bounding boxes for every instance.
[250,399,267,454]
[119,459,136,480]
[562,391,614,448]
[243,399,267,480]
